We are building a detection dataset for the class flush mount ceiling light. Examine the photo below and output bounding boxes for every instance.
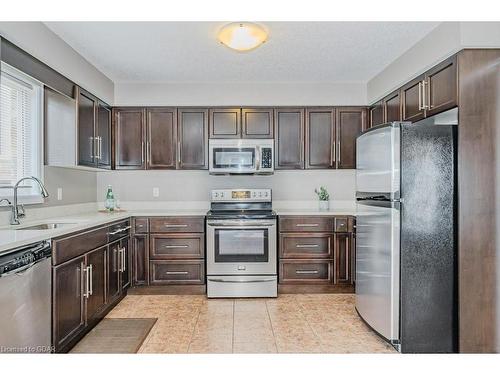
[217,22,268,52]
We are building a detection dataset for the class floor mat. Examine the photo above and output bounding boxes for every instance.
[70,318,157,353]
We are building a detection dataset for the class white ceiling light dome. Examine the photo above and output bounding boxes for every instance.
[217,22,268,52]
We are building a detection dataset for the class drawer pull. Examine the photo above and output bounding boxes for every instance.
[108,226,131,235]
[165,271,189,275]
[295,270,319,275]
[164,224,188,228]
[164,245,189,249]
[295,244,319,248]
[296,223,319,227]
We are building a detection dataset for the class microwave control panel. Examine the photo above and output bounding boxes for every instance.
[261,148,273,169]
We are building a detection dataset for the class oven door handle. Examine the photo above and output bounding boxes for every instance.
[207,220,275,227]
[208,278,276,283]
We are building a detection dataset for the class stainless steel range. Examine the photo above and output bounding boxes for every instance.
[206,188,277,298]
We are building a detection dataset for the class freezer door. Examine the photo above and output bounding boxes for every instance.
[356,125,400,198]
[355,201,400,342]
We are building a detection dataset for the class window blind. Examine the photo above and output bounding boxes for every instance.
[0,64,42,198]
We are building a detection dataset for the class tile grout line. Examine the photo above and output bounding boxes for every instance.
[231,300,235,353]
[186,300,204,354]
[296,294,324,353]
[265,299,279,353]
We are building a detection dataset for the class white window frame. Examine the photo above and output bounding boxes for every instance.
[0,62,44,205]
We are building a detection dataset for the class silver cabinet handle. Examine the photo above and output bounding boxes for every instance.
[141,142,145,164]
[337,140,341,166]
[166,271,189,275]
[421,79,428,110]
[418,81,423,110]
[89,137,94,160]
[424,78,430,109]
[177,140,181,165]
[88,264,93,296]
[164,245,189,249]
[108,226,131,235]
[98,137,102,159]
[296,223,319,227]
[296,244,319,248]
[164,224,188,228]
[295,270,319,274]
[147,141,151,164]
[83,265,91,298]
[112,247,118,272]
[119,247,126,272]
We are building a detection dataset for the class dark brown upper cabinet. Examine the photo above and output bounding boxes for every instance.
[425,55,457,117]
[274,108,305,169]
[209,108,241,138]
[177,108,209,170]
[336,107,367,169]
[113,107,146,170]
[402,74,426,122]
[384,90,401,123]
[146,108,177,169]
[77,88,97,167]
[77,87,111,169]
[241,108,274,138]
[305,108,336,169]
[369,101,384,128]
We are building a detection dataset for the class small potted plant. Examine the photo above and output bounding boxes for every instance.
[315,186,330,211]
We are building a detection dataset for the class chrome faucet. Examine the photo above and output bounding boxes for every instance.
[10,176,49,225]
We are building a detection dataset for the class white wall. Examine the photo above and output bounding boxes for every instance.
[367,22,500,103]
[96,169,356,205]
[0,22,114,103]
[114,82,367,106]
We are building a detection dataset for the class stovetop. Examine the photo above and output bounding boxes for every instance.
[206,210,277,220]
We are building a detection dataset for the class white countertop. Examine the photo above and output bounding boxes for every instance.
[0,209,208,254]
[274,208,357,216]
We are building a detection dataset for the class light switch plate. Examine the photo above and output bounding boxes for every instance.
[153,187,160,198]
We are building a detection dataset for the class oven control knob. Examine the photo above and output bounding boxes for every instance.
[238,265,246,271]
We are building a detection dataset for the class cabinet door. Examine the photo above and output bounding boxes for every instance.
[336,107,367,169]
[274,108,305,169]
[177,108,209,169]
[114,108,146,169]
[425,55,458,117]
[384,91,401,123]
[53,256,85,351]
[334,233,352,285]
[85,246,107,325]
[120,237,131,291]
[97,102,112,169]
[305,108,336,169]
[107,241,121,302]
[369,101,384,128]
[146,108,177,169]
[209,108,241,138]
[133,235,149,286]
[402,75,425,122]
[241,108,274,138]
[77,89,96,167]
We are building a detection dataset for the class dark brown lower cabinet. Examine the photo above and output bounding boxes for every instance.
[334,233,353,285]
[133,234,149,286]
[85,246,107,325]
[279,260,333,284]
[53,256,86,352]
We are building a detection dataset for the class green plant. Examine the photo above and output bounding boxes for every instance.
[314,186,330,201]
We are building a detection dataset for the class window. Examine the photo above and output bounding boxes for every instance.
[0,63,43,203]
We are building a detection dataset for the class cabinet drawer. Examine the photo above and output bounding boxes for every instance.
[279,216,333,232]
[53,226,108,265]
[150,234,205,259]
[149,260,205,285]
[334,217,348,232]
[279,260,332,284]
[279,233,333,259]
[134,218,149,234]
[149,217,204,233]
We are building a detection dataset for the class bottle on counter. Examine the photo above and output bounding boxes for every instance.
[105,185,115,211]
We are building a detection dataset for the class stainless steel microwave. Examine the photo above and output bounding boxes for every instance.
[208,139,274,175]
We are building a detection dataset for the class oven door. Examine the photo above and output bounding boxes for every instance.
[209,146,257,174]
[206,219,277,275]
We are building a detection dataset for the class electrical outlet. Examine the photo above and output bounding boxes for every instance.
[57,188,63,201]
[153,187,160,198]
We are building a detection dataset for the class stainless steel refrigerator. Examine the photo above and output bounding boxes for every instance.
[355,108,458,353]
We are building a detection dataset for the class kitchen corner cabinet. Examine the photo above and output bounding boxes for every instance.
[113,107,146,170]
[177,108,209,169]
[77,87,111,169]
[274,108,305,169]
[336,107,367,169]
[146,108,177,169]
[305,107,336,169]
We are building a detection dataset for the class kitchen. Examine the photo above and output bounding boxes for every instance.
[0,2,499,371]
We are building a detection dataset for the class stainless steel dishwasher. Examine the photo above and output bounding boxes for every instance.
[0,240,52,353]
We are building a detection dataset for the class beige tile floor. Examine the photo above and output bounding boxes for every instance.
[105,294,396,354]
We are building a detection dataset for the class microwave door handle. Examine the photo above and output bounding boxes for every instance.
[255,146,260,170]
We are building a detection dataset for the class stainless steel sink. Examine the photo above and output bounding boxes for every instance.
[16,223,77,230]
